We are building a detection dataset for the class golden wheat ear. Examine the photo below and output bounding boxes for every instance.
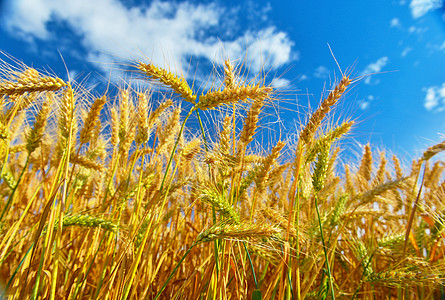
[79,95,106,145]
[26,100,50,154]
[196,220,280,243]
[137,62,196,104]
[0,66,66,97]
[299,76,350,145]
[422,140,445,161]
[197,85,272,111]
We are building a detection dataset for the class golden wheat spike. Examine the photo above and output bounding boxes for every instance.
[80,95,106,145]
[422,140,445,161]
[300,76,350,145]
[26,101,50,154]
[0,68,66,96]
[238,98,264,147]
[197,85,272,111]
[137,62,196,104]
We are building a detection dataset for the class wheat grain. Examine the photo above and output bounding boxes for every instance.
[329,193,348,226]
[181,139,201,161]
[52,214,118,233]
[218,115,232,156]
[137,62,196,103]
[118,89,130,146]
[199,185,240,223]
[355,178,409,206]
[26,101,50,154]
[70,153,103,171]
[373,151,387,185]
[135,92,150,145]
[367,269,441,286]
[0,71,66,96]
[392,154,403,180]
[110,106,119,147]
[410,158,422,177]
[299,76,350,145]
[148,99,173,128]
[305,120,353,164]
[238,98,264,147]
[197,85,272,111]
[424,161,444,189]
[1,169,17,190]
[157,107,181,155]
[9,144,26,154]
[312,140,331,193]
[224,59,235,89]
[358,143,373,183]
[80,95,106,145]
[255,141,286,192]
[137,98,173,145]
[422,139,445,161]
[0,119,9,140]
[57,85,77,156]
[196,221,280,243]
[261,207,299,238]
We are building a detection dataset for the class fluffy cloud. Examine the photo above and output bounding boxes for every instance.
[2,0,295,77]
[423,83,445,111]
[361,57,389,85]
[314,66,330,79]
[409,0,442,18]
[270,77,291,88]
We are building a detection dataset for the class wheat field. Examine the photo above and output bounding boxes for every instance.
[0,54,444,299]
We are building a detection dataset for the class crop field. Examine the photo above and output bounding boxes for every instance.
[0,55,444,299]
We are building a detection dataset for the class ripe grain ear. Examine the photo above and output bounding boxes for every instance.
[299,76,350,145]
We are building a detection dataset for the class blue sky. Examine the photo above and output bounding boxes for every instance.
[0,0,444,160]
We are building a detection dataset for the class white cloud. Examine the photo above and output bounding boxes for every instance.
[3,0,295,78]
[360,101,370,110]
[409,0,442,18]
[408,25,427,34]
[361,57,389,84]
[299,74,308,81]
[426,40,445,52]
[401,46,412,57]
[271,77,291,88]
[390,18,402,28]
[221,27,296,73]
[360,95,374,110]
[423,83,445,111]
[314,66,330,79]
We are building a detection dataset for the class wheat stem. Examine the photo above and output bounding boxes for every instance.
[314,194,336,300]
